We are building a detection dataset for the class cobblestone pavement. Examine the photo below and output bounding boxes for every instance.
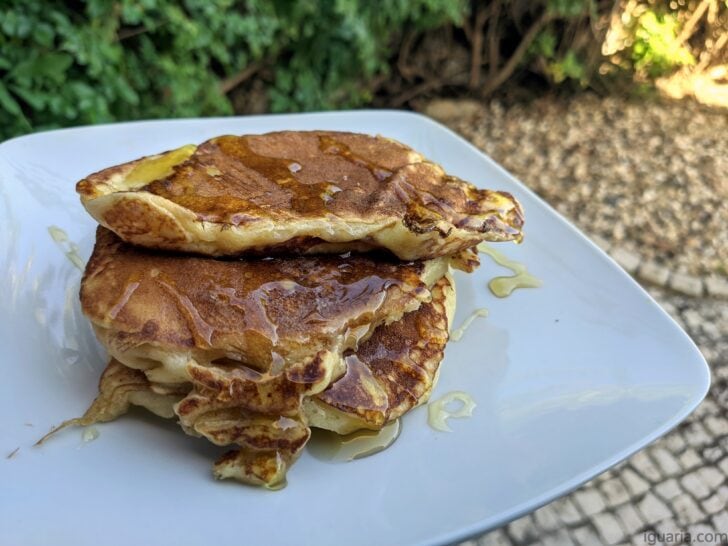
[420,95,728,545]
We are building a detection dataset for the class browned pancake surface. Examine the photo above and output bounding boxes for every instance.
[77,131,523,259]
[81,227,444,372]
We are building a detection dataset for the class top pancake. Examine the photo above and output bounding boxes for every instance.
[76,131,524,260]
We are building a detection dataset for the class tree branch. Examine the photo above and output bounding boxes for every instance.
[481,10,552,97]
[487,1,502,78]
[397,30,418,80]
[677,0,711,45]
[220,62,263,95]
[468,6,490,89]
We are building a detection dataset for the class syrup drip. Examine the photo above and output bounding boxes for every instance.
[477,243,542,297]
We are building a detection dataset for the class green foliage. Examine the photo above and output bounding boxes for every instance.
[632,10,695,77]
[549,51,587,85]
[0,0,464,141]
[546,0,590,18]
[530,30,587,86]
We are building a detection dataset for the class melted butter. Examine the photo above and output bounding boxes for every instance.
[428,392,476,432]
[307,419,401,462]
[264,478,288,491]
[126,144,196,186]
[47,226,84,271]
[48,226,68,243]
[450,308,488,342]
[81,426,99,443]
[477,243,542,297]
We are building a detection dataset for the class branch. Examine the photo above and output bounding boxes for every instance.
[677,0,711,45]
[487,1,502,78]
[468,6,490,89]
[397,30,418,80]
[220,62,263,95]
[116,25,153,41]
[481,10,552,97]
[696,30,727,72]
[391,78,445,107]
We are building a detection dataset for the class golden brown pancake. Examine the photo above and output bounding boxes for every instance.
[306,273,455,433]
[59,274,455,488]
[81,227,451,385]
[76,131,524,260]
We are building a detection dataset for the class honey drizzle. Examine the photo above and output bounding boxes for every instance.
[477,243,542,297]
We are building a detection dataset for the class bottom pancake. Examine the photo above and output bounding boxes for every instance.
[45,274,455,488]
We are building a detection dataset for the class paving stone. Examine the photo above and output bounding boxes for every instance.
[678,449,702,471]
[702,492,727,515]
[574,488,607,516]
[669,273,704,297]
[622,468,651,496]
[712,511,728,534]
[572,525,602,546]
[718,485,728,504]
[638,493,672,523]
[638,261,670,286]
[671,495,706,526]
[601,477,631,507]
[631,451,663,483]
[612,246,641,273]
[681,470,712,499]
[663,433,687,454]
[616,504,646,535]
[683,309,704,332]
[684,422,712,447]
[424,99,484,122]
[541,529,576,546]
[593,512,626,545]
[654,479,683,501]
[699,467,725,490]
[591,234,611,253]
[705,276,728,298]
[705,416,728,436]
[477,529,512,546]
[507,515,539,543]
[702,321,722,341]
[697,398,719,417]
[702,446,723,463]
[687,524,720,545]
[650,448,681,477]
[552,497,584,526]
[533,504,560,532]
[720,457,728,476]
[654,519,686,546]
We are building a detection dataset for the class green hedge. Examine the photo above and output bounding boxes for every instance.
[0,0,464,140]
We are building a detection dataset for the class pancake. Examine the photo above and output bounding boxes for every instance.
[76,131,524,260]
[81,227,451,386]
[305,273,455,434]
[55,274,455,488]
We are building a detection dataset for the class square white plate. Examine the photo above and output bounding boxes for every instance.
[0,111,709,546]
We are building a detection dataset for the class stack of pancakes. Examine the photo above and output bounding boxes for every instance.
[66,131,523,488]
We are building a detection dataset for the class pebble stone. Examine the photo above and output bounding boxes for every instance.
[638,261,671,286]
[611,246,641,274]
[669,273,704,297]
[705,276,728,298]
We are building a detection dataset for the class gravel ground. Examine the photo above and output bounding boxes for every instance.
[420,94,728,545]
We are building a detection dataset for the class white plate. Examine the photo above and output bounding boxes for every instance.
[0,111,709,546]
